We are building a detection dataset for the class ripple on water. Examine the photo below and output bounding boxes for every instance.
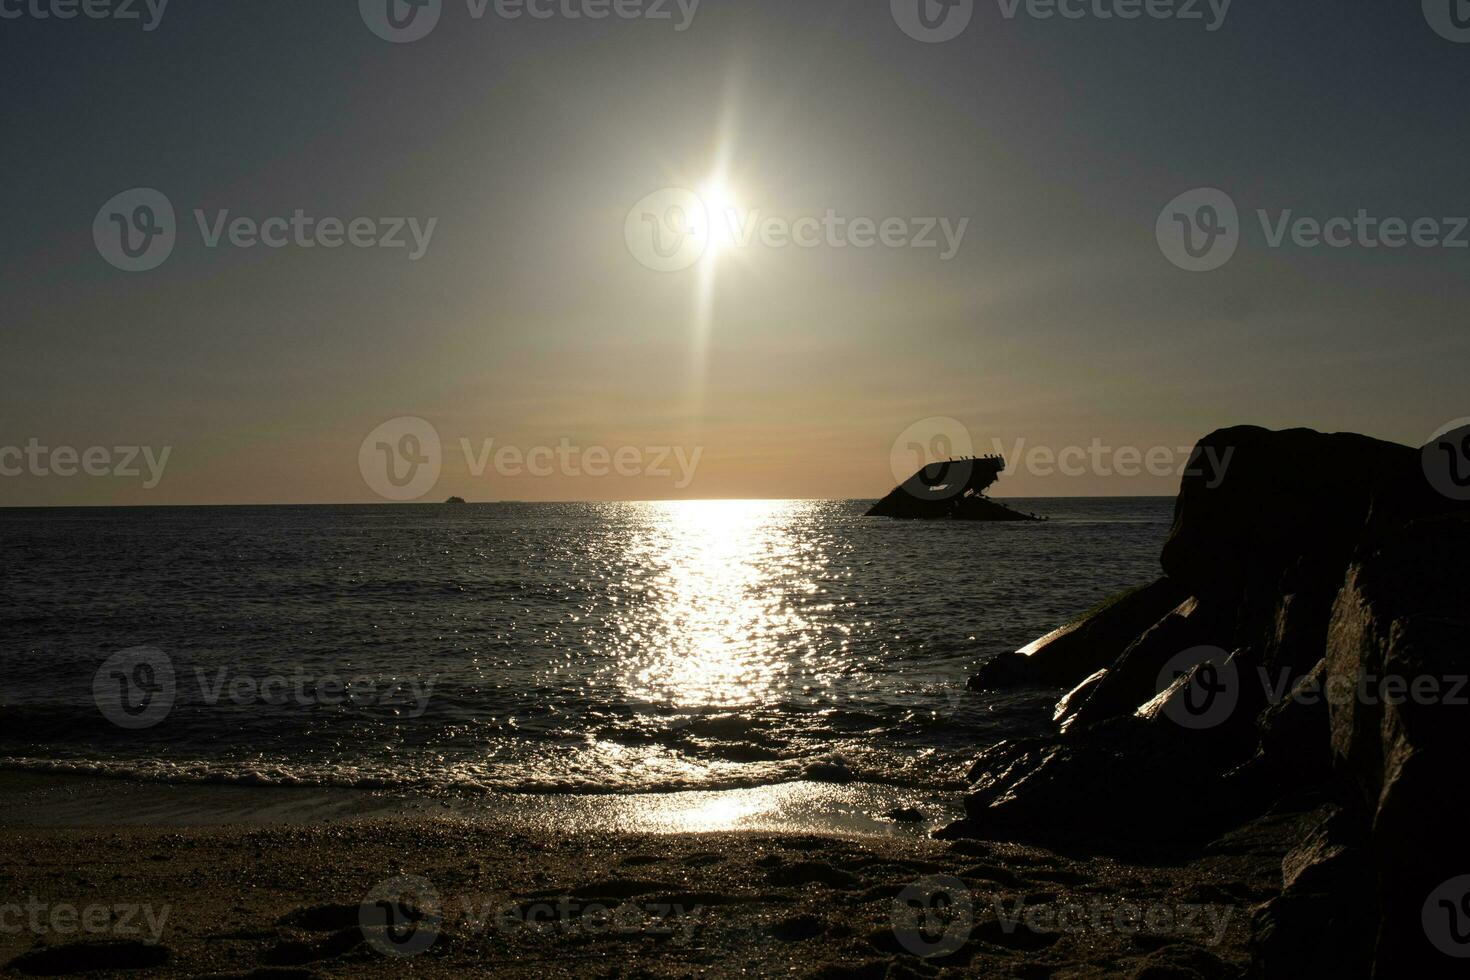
[0,498,1170,794]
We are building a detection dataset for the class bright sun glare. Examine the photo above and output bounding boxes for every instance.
[697,179,742,256]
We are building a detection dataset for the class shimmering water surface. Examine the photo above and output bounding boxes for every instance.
[0,499,1170,801]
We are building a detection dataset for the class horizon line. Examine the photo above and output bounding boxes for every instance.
[0,495,1180,510]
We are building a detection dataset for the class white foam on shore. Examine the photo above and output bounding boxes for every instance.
[0,744,959,795]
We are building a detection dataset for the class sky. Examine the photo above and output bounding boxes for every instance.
[1,0,1467,504]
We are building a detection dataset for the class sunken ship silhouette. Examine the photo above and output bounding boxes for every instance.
[866,455,1042,521]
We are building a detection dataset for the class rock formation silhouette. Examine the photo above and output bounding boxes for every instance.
[950,425,1470,978]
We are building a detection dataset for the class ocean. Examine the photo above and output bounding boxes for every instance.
[0,498,1171,812]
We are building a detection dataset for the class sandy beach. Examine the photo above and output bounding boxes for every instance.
[0,772,1307,978]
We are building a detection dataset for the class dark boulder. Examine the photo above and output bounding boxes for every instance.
[948,425,1470,977]
[1160,427,1415,675]
[1325,512,1470,977]
[1256,585,1344,684]
[1134,648,1264,752]
[1064,597,1231,730]
[965,651,1033,690]
[1247,657,1333,788]
[1160,426,1414,606]
[951,708,1258,846]
[1250,806,1375,980]
[1052,668,1107,729]
[969,578,1190,692]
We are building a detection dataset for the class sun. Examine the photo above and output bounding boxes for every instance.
[697,178,743,256]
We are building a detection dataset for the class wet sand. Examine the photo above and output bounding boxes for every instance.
[0,772,957,837]
[0,773,1302,978]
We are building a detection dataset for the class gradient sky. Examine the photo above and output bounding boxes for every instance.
[2,1,1467,504]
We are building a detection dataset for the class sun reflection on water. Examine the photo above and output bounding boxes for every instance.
[616,499,815,709]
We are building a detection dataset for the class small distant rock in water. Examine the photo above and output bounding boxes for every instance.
[884,806,925,823]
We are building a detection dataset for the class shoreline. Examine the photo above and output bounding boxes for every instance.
[0,495,1178,511]
[0,771,1301,978]
[0,771,958,838]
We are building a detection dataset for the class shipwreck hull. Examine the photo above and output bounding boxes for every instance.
[866,456,1041,521]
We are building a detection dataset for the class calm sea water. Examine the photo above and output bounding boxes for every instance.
[0,499,1170,796]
